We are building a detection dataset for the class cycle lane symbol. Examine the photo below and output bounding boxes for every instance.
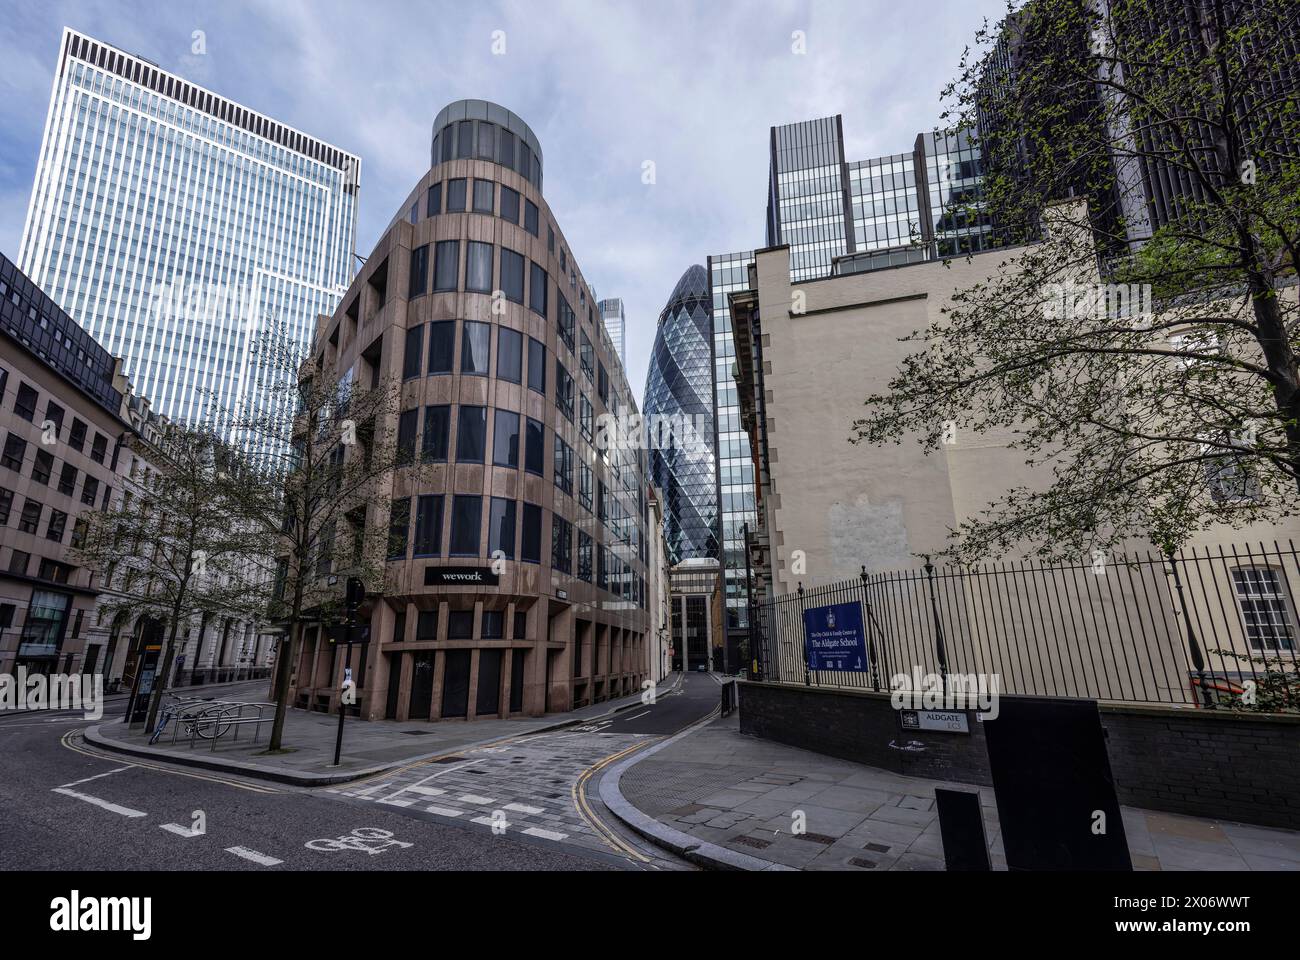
[305,827,414,855]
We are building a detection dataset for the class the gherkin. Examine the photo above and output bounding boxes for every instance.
[642,265,718,563]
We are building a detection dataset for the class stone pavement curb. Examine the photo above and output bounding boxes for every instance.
[597,706,795,872]
[82,673,686,787]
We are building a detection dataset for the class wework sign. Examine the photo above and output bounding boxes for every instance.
[424,566,500,587]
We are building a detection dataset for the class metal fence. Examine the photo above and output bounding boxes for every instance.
[751,541,1300,709]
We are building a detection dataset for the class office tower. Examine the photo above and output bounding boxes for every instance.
[18,29,360,428]
[643,265,718,564]
[292,100,649,720]
[707,249,755,664]
[598,297,626,367]
[765,116,855,282]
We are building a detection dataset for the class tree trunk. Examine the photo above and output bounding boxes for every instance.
[144,604,184,734]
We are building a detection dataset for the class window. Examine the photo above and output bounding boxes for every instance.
[521,503,542,563]
[488,497,516,559]
[447,178,467,211]
[397,409,419,464]
[57,463,76,497]
[481,610,505,639]
[580,331,595,381]
[409,202,418,225]
[513,609,527,639]
[392,610,407,643]
[578,531,593,582]
[434,240,459,291]
[32,449,53,485]
[580,395,593,442]
[426,182,442,216]
[15,383,37,422]
[448,610,474,639]
[8,549,30,575]
[422,405,450,462]
[598,480,607,522]
[501,249,525,303]
[1205,437,1262,503]
[2,434,26,472]
[461,321,490,376]
[527,338,546,395]
[81,475,99,507]
[387,498,411,559]
[529,261,547,316]
[408,244,428,299]
[456,406,487,462]
[46,508,67,542]
[427,320,455,374]
[91,435,108,466]
[1232,568,1296,651]
[0,486,11,524]
[598,362,609,405]
[466,241,493,293]
[500,186,520,224]
[413,495,444,557]
[403,324,423,380]
[417,610,439,641]
[497,328,522,383]
[553,436,573,494]
[450,495,482,556]
[492,410,520,468]
[68,419,86,453]
[44,401,64,440]
[555,360,574,421]
[472,180,494,214]
[558,296,575,352]
[525,418,545,476]
[524,200,539,236]
[597,546,608,590]
[552,515,572,574]
[579,463,593,511]
[497,128,516,168]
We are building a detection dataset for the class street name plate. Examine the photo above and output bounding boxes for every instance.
[899,709,970,733]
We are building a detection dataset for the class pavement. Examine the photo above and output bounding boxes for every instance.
[608,710,1300,872]
[85,676,684,785]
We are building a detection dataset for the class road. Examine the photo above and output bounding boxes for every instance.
[0,671,721,871]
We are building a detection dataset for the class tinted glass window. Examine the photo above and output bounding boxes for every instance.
[397,409,419,464]
[466,241,493,293]
[525,418,544,476]
[456,405,487,462]
[488,497,516,559]
[426,182,442,216]
[413,495,444,557]
[527,338,545,393]
[447,177,467,210]
[473,180,494,213]
[492,410,520,468]
[524,200,539,236]
[450,495,482,556]
[501,249,524,303]
[497,327,522,383]
[427,320,455,374]
[529,261,547,316]
[521,503,542,563]
[461,321,490,375]
[403,325,423,380]
[408,245,428,299]
[434,240,459,291]
[500,186,520,224]
[422,405,450,462]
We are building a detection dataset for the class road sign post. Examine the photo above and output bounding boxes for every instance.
[332,577,365,767]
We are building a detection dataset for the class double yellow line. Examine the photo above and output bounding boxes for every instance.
[572,739,660,863]
[60,729,281,795]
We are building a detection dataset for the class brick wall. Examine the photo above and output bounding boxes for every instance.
[739,681,1300,829]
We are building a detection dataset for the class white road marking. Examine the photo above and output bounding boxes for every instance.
[623,710,651,721]
[504,802,544,815]
[403,786,447,797]
[225,846,282,866]
[51,787,146,818]
[349,783,388,797]
[58,765,134,788]
[160,823,201,838]
[375,758,484,805]
[424,805,464,817]
[377,797,415,807]
[471,815,500,827]
[457,794,495,805]
[522,826,568,841]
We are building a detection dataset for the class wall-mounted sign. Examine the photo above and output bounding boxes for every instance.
[424,566,500,587]
[556,589,568,600]
[900,709,970,734]
[801,601,867,672]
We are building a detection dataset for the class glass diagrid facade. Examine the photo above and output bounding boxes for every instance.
[18,29,360,429]
[642,266,717,564]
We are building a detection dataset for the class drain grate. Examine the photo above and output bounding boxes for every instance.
[730,835,772,850]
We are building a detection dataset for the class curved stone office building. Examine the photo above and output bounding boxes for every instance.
[291,101,650,721]
[642,265,718,564]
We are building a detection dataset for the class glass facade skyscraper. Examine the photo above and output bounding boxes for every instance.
[597,297,626,367]
[707,249,756,648]
[765,116,854,282]
[850,151,922,252]
[18,29,360,428]
[642,265,717,564]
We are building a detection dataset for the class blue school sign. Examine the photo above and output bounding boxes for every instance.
[802,601,868,672]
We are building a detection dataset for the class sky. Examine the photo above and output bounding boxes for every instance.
[0,0,1009,403]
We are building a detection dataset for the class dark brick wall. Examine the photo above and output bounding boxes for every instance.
[739,681,1300,830]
